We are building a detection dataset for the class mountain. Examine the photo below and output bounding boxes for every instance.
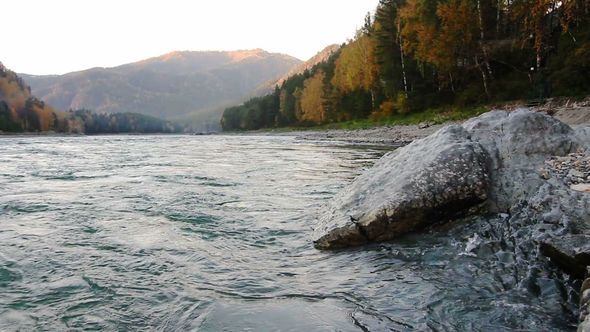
[22,50,302,130]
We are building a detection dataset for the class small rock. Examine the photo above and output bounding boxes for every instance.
[570,169,585,178]
[539,235,590,279]
[418,122,432,129]
[571,183,590,193]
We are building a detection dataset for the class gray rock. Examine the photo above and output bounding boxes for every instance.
[418,121,432,129]
[571,169,585,178]
[576,127,590,150]
[539,235,590,279]
[314,110,586,249]
[463,109,581,212]
[313,125,490,249]
[580,277,590,332]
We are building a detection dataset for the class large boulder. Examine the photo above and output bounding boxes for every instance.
[313,125,490,249]
[314,110,586,250]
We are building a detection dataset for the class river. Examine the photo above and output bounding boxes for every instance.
[0,135,578,330]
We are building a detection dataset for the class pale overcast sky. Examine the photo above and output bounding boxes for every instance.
[3,0,380,75]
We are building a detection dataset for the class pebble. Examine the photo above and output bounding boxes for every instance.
[542,152,590,187]
[571,183,590,193]
[539,168,550,179]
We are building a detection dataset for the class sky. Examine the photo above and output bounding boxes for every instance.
[3,0,380,75]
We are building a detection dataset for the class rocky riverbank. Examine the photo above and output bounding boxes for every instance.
[294,123,449,146]
[293,97,590,146]
[312,109,590,330]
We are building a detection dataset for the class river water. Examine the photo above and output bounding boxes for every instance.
[0,135,579,331]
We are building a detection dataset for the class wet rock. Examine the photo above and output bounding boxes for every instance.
[313,125,490,249]
[539,235,590,279]
[580,277,590,332]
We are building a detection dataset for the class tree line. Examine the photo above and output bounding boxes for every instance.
[221,0,590,130]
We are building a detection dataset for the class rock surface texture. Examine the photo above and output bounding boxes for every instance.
[581,277,590,332]
[313,125,490,249]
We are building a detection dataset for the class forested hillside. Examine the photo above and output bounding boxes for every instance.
[221,0,590,130]
[0,63,182,134]
[0,63,62,132]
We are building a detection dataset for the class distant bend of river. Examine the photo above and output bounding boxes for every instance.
[0,135,578,331]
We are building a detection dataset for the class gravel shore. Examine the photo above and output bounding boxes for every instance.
[292,123,449,146]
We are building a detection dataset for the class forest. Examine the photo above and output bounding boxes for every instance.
[221,0,590,130]
[0,63,183,134]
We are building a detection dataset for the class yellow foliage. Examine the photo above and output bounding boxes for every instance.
[331,35,378,93]
[300,71,326,123]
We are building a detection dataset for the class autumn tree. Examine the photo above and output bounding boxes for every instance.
[300,71,327,123]
[331,33,380,110]
[436,0,479,90]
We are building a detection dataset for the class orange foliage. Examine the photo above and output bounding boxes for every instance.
[401,0,478,71]
[400,0,439,64]
[0,77,30,111]
[34,104,56,131]
[436,0,478,70]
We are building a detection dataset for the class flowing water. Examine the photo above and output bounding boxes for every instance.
[0,135,579,331]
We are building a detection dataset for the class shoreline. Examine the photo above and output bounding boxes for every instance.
[290,100,590,146]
